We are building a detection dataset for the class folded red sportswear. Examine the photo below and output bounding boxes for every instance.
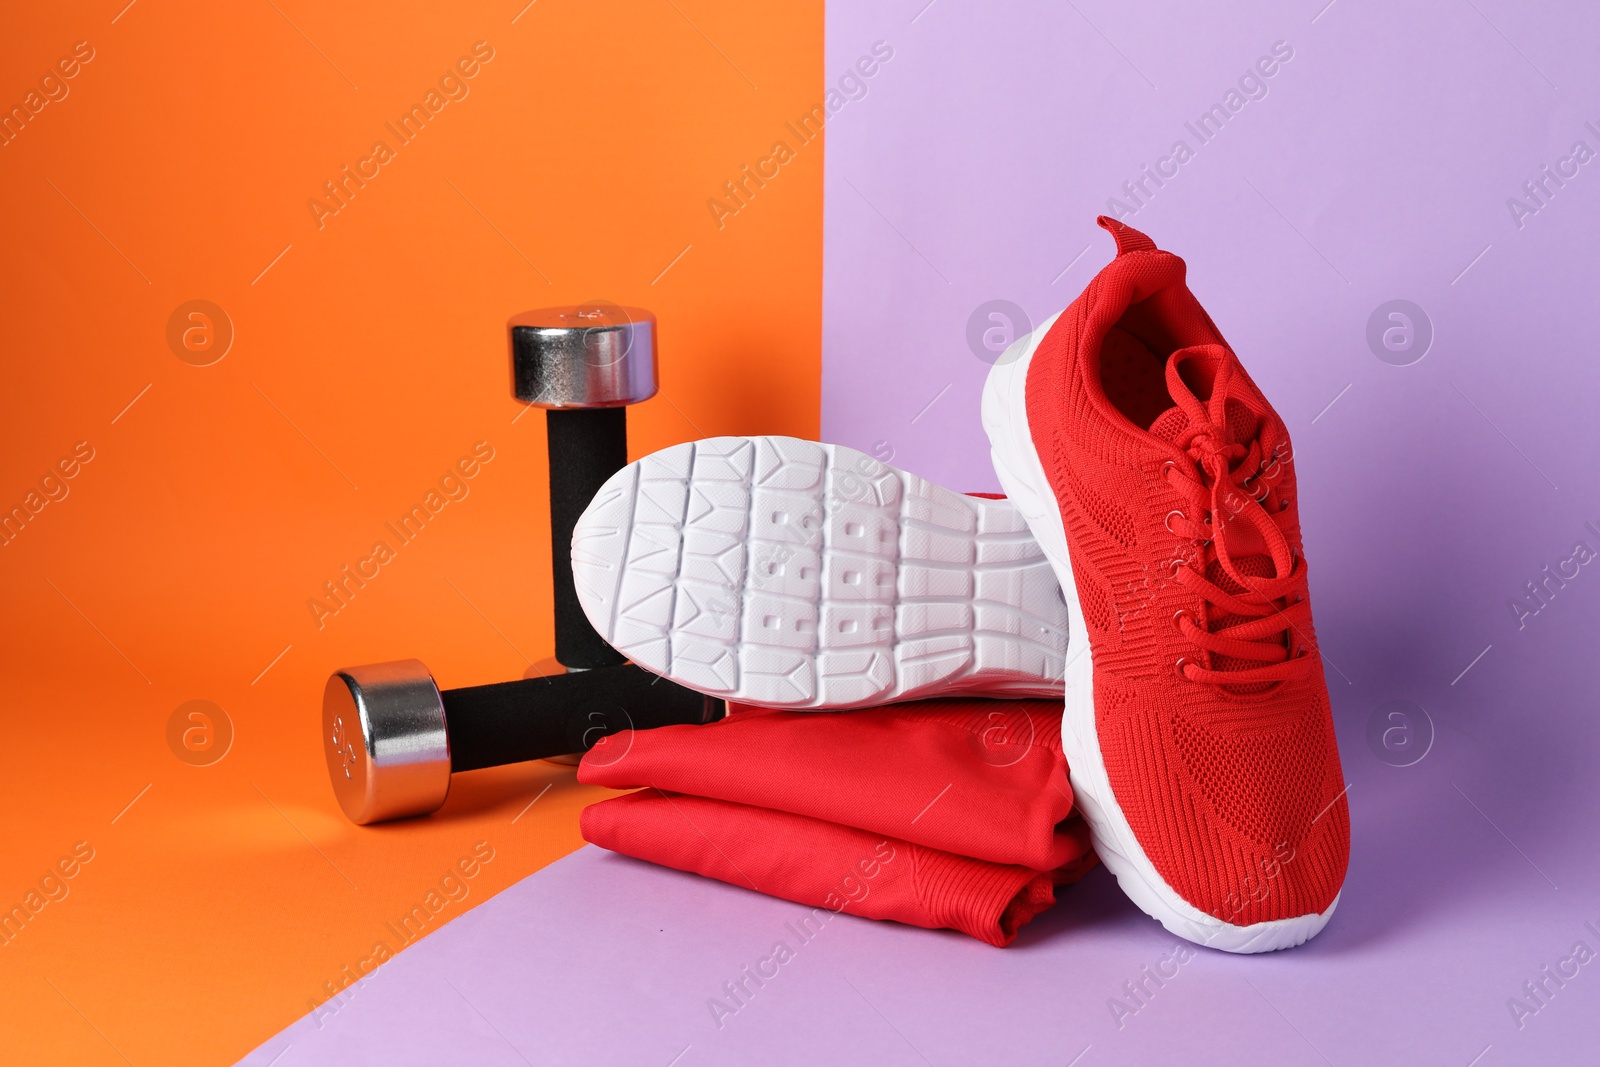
[581,790,1092,947]
[578,699,1095,946]
[580,699,1080,870]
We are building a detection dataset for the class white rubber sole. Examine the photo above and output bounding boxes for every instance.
[571,436,1069,710]
[981,314,1338,953]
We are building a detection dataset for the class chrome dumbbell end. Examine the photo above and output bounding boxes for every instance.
[508,303,658,409]
[323,659,452,825]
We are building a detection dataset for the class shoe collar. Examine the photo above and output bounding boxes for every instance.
[1066,221,1263,465]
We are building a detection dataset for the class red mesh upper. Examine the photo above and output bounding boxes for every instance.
[1026,218,1349,926]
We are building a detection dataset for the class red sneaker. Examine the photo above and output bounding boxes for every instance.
[982,218,1349,952]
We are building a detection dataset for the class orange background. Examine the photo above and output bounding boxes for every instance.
[0,2,820,1063]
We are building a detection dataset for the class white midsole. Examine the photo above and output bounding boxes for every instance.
[980,313,1338,954]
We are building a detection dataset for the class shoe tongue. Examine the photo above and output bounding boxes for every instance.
[1149,346,1274,565]
[1206,555,1283,694]
[1147,344,1260,443]
[1147,405,1190,442]
[1146,399,1259,445]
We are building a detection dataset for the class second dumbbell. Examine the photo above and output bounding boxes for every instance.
[324,659,723,824]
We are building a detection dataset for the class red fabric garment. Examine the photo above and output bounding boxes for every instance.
[579,699,1081,870]
[581,790,1093,947]
[577,699,1097,945]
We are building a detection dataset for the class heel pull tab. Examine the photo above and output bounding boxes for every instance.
[1095,216,1157,255]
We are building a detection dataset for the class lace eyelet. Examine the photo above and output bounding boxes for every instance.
[1160,461,1177,482]
[1164,509,1185,534]
[1174,656,1195,681]
[1172,609,1193,632]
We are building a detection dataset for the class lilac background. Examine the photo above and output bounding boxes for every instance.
[242,3,1600,1064]
[821,0,1600,1061]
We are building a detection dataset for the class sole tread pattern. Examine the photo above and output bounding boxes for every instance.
[572,436,1068,710]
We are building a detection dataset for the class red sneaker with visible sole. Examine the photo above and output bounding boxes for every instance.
[982,217,1349,952]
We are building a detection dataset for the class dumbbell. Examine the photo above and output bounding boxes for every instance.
[512,303,654,671]
[323,659,720,824]
[322,304,724,825]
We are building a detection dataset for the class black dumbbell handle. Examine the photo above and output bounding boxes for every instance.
[547,407,629,671]
[443,662,719,772]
